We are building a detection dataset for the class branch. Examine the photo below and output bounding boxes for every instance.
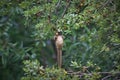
[99,0,113,9]
[67,71,120,76]
[56,0,61,8]
[54,0,61,14]
[98,72,120,75]
[102,75,112,80]
[61,0,71,18]
[67,71,120,80]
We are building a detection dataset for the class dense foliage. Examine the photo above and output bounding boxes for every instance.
[21,60,79,80]
[0,0,120,80]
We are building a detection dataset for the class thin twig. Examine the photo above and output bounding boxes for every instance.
[61,0,71,18]
[102,75,112,80]
[54,0,61,14]
[98,72,120,75]
[99,0,113,9]
[56,0,61,8]
[67,71,120,75]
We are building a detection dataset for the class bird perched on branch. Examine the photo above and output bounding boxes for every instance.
[54,29,63,68]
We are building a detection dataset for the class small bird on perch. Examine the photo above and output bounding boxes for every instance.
[54,30,63,68]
